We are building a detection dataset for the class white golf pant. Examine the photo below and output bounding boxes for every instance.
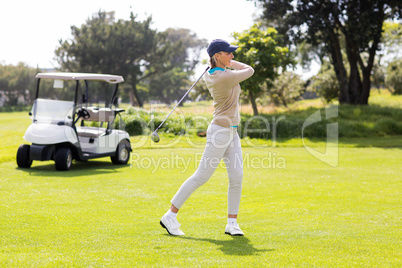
[171,123,243,215]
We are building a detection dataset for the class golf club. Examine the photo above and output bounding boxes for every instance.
[151,66,210,143]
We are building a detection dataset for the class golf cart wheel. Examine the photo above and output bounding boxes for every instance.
[55,147,73,171]
[17,144,33,168]
[111,142,130,165]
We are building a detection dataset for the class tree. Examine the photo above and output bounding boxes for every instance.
[146,28,208,104]
[309,61,340,103]
[254,0,402,105]
[232,24,293,115]
[163,28,207,73]
[55,11,175,107]
[0,63,37,106]
[385,58,402,94]
[269,71,305,107]
[148,67,188,104]
[369,21,402,91]
[379,21,402,61]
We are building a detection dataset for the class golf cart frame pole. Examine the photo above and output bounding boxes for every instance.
[84,80,89,107]
[109,83,119,108]
[72,80,80,126]
[35,79,41,99]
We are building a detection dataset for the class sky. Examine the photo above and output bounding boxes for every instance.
[0,0,317,78]
[0,0,260,69]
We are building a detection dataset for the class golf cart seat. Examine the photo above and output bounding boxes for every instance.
[76,107,124,138]
[84,107,117,122]
[76,126,107,138]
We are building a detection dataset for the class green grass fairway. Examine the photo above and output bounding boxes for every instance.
[0,112,401,266]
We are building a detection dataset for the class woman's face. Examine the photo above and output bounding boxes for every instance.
[216,52,234,68]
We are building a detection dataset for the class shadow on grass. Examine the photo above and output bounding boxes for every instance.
[16,160,128,177]
[337,136,402,149]
[179,236,274,256]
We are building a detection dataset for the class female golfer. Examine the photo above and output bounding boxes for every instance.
[160,39,254,236]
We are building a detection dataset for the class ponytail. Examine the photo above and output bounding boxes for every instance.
[210,55,217,69]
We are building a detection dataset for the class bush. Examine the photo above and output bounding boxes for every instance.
[124,117,145,136]
[385,58,402,95]
[240,115,273,139]
[301,120,328,138]
[0,105,30,113]
[118,102,402,139]
[338,121,371,138]
[374,119,402,136]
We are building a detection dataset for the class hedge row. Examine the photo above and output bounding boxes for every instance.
[116,105,402,139]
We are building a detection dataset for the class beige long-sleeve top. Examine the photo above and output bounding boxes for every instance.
[204,60,254,128]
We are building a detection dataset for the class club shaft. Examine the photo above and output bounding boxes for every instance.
[154,67,210,133]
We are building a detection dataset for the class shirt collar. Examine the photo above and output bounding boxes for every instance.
[208,67,225,74]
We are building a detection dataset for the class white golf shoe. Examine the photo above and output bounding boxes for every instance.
[160,215,185,236]
[225,222,244,236]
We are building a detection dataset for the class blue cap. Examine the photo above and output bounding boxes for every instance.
[207,39,238,57]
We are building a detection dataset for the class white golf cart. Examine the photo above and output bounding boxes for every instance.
[17,73,132,171]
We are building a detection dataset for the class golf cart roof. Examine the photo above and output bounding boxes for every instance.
[35,72,124,84]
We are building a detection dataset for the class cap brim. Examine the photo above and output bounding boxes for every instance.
[223,45,238,53]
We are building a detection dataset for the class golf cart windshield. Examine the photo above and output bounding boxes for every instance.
[35,75,121,108]
[31,99,74,125]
